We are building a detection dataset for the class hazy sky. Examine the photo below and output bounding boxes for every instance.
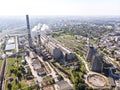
[0,0,119,16]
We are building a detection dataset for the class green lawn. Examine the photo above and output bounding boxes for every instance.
[6,57,22,76]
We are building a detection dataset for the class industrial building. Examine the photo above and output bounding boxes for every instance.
[86,46,103,73]
[31,54,46,76]
[30,23,76,64]
[5,37,16,55]
[41,35,76,64]
[90,54,103,72]
[86,46,97,62]
[109,67,120,79]
[5,44,15,51]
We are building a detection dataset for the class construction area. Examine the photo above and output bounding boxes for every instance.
[85,72,110,89]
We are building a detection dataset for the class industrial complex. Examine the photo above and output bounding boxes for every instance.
[0,15,120,90]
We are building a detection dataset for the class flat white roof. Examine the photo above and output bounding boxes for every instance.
[7,37,15,44]
[5,44,15,51]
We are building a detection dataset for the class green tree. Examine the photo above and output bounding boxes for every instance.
[74,76,79,84]
[7,83,12,90]
[17,71,22,81]
[18,83,21,89]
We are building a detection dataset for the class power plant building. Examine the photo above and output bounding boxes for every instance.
[90,54,103,72]
[86,46,97,62]
[41,35,76,64]
[86,46,103,73]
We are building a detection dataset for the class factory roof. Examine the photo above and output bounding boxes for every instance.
[33,64,42,70]
[41,35,72,54]
[56,43,71,53]
[7,37,15,44]
[5,43,15,51]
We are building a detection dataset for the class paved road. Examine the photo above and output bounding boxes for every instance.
[76,54,90,72]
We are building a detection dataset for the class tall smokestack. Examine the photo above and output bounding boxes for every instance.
[36,24,41,55]
[26,15,32,48]
[37,34,41,55]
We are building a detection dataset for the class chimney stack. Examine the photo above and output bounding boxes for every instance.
[26,15,32,48]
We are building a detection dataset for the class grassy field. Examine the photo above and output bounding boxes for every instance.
[0,60,3,70]
[5,57,35,90]
[53,34,86,52]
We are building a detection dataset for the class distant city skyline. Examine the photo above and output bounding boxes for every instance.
[0,0,120,16]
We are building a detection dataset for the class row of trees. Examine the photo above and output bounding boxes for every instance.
[70,62,88,90]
